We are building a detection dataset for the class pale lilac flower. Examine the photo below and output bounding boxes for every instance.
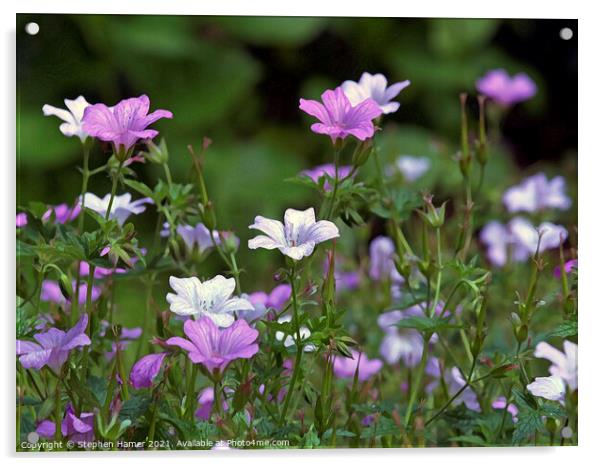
[79,261,126,278]
[301,164,353,191]
[333,350,383,381]
[393,156,430,182]
[129,353,167,389]
[16,315,90,371]
[526,375,566,401]
[476,69,537,106]
[492,396,519,423]
[336,270,360,291]
[40,280,101,307]
[166,275,254,328]
[534,340,577,391]
[446,367,481,412]
[79,192,152,226]
[554,259,577,279]
[37,404,95,443]
[503,173,571,213]
[248,207,339,261]
[105,326,143,361]
[341,72,410,114]
[299,87,382,142]
[248,284,291,311]
[82,95,172,152]
[42,203,81,224]
[42,96,91,142]
[276,315,316,352]
[480,218,568,267]
[166,317,259,373]
[16,213,27,228]
[369,236,403,283]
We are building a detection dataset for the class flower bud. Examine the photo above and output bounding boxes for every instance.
[58,272,73,301]
[351,139,373,168]
[418,195,447,228]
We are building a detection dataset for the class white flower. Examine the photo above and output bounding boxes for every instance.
[80,192,152,226]
[248,207,339,261]
[275,315,316,352]
[534,340,577,391]
[526,375,566,401]
[341,72,410,114]
[166,275,254,328]
[394,156,430,182]
[42,96,91,143]
[503,173,571,213]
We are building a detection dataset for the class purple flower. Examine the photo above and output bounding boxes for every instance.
[129,352,167,389]
[503,173,571,213]
[333,350,383,382]
[476,69,537,106]
[80,192,152,226]
[248,284,292,311]
[341,72,410,114]
[82,95,172,153]
[480,218,568,267]
[299,87,382,142]
[554,259,577,279]
[40,280,101,307]
[37,404,95,443]
[392,156,430,182]
[79,261,126,279]
[17,315,90,371]
[534,340,577,391]
[195,387,229,420]
[248,207,339,261]
[492,396,519,423]
[42,96,91,143]
[42,203,81,224]
[166,317,259,373]
[301,164,353,191]
[369,236,403,283]
[16,212,28,228]
[446,367,481,412]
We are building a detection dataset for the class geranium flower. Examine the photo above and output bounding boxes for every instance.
[166,317,259,373]
[166,275,254,327]
[42,96,91,142]
[534,340,577,391]
[299,87,382,142]
[195,387,229,420]
[80,192,152,226]
[275,314,316,352]
[554,259,577,279]
[446,367,481,412]
[16,213,27,228]
[16,315,90,371]
[480,218,568,267]
[82,95,172,153]
[392,156,430,182]
[248,284,291,311]
[503,173,571,213]
[129,352,167,389]
[42,203,81,224]
[79,261,127,279]
[248,207,339,261]
[492,396,519,423]
[341,72,410,114]
[301,164,353,191]
[476,69,537,106]
[369,236,403,283]
[36,404,94,443]
[333,350,383,381]
[40,280,101,307]
[527,375,566,401]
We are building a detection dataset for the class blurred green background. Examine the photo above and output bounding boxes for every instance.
[16,16,578,314]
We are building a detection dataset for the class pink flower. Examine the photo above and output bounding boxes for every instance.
[333,350,383,382]
[16,212,27,228]
[299,87,382,142]
[36,404,95,443]
[40,280,101,307]
[301,164,353,191]
[492,396,519,423]
[476,69,537,106]
[82,95,172,153]
[42,203,81,224]
[166,317,259,373]
[554,259,577,279]
[129,353,167,389]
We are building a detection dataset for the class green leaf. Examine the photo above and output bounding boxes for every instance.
[118,394,151,421]
[395,316,463,333]
[123,178,155,199]
[546,320,578,338]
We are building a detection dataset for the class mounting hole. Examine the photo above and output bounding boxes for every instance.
[559,27,573,40]
[25,22,40,35]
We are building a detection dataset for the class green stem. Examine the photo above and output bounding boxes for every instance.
[403,333,431,428]
[185,360,198,421]
[429,228,443,318]
[280,263,303,425]
[326,148,341,220]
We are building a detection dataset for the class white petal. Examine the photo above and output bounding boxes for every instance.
[249,216,286,245]
[42,104,74,124]
[248,235,283,250]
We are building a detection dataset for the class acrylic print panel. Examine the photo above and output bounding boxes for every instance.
[16,14,577,451]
